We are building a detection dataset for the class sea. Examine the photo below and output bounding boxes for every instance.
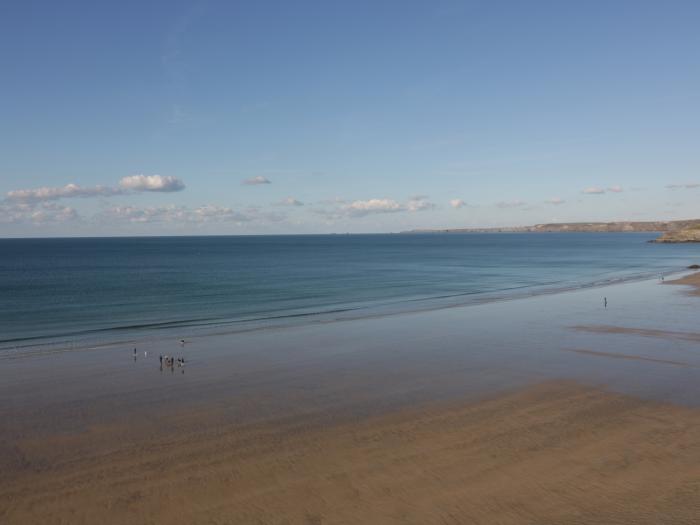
[1,233,698,356]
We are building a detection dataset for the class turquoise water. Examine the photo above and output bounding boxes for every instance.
[1,233,698,354]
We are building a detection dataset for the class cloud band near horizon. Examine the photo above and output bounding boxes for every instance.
[6,175,185,204]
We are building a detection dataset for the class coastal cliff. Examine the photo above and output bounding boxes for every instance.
[405,219,700,237]
[652,226,700,243]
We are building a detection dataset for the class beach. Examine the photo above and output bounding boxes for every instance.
[5,0,700,521]
[4,381,700,525]
[2,271,700,524]
[665,270,700,295]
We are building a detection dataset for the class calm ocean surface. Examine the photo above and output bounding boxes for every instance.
[1,233,698,355]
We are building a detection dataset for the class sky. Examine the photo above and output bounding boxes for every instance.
[1,0,699,237]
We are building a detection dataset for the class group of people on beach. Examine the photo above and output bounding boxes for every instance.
[131,343,187,373]
[159,354,186,368]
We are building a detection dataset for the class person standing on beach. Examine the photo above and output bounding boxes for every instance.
[604,297,608,308]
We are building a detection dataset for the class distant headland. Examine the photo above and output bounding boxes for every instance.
[403,219,700,243]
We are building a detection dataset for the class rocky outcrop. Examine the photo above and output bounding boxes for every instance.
[653,227,700,243]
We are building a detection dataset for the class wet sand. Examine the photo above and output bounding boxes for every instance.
[3,381,700,524]
[3,276,700,523]
[571,324,700,343]
[563,347,693,367]
[666,270,700,295]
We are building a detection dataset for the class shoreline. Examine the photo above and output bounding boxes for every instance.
[2,266,694,360]
[3,268,700,522]
[665,270,700,295]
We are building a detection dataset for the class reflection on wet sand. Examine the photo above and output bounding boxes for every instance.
[3,275,700,523]
[563,348,693,367]
[571,324,700,343]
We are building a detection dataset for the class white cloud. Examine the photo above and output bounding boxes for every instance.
[102,205,180,223]
[118,174,185,192]
[242,207,287,223]
[314,196,436,220]
[190,205,247,222]
[102,204,252,224]
[317,197,347,205]
[582,187,605,194]
[406,196,436,212]
[7,183,122,203]
[666,182,700,189]
[607,185,624,193]
[449,198,466,209]
[276,197,304,206]
[31,203,79,224]
[0,201,79,225]
[6,175,185,205]
[495,200,526,208]
[243,176,272,185]
[545,197,565,205]
[345,198,403,217]
[99,204,288,226]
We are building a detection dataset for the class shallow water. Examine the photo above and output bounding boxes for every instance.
[2,270,700,448]
[1,233,699,355]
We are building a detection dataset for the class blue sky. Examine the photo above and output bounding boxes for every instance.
[1,0,699,236]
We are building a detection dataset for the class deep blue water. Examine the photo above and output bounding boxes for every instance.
[1,233,698,354]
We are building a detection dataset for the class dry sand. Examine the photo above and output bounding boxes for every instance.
[666,271,700,296]
[3,381,700,525]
